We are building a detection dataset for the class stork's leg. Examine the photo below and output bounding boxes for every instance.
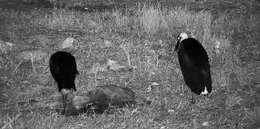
[63,92,71,115]
[61,89,69,114]
[62,94,66,114]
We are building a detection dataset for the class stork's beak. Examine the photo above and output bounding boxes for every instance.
[174,35,181,52]
[174,41,180,52]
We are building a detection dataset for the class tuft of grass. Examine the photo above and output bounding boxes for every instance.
[139,5,168,35]
[112,10,130,28]
[167,7,212,43]
[137,5,213,56]
[15,112,65,129]
[34,9,93,31]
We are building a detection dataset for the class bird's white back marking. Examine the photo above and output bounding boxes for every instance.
[201,86,208,95]
[179,32,189,42]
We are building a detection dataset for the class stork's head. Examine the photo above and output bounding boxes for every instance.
[177,32,189,42]
[175,32,189,51]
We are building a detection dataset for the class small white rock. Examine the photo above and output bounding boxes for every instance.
[5,42,14,47]
[168,109,175,113]
[61,37,77,49]
[151,82,160,86]
[202,121,209,126]
[147,86,152,92]
[107,59,117,66]
[160,126,166,129]
[106,59,133,72]
[104,40,112,47]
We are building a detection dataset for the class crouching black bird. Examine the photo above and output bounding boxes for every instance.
[49,51,79,113]
[175,32,212,99]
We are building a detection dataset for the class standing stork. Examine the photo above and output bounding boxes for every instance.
[49,51,79,113]
[175,32,212,101]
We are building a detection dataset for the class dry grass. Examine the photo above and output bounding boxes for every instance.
[0,0,259,129]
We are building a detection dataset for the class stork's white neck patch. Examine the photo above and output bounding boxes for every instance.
[201,87,208,95]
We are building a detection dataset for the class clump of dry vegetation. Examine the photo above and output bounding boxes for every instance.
[0,0,259,129]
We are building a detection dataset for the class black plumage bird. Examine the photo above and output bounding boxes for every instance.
[49,51,79,113]
[175,32,212,96]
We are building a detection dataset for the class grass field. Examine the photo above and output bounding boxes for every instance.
[0,0,259,129]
